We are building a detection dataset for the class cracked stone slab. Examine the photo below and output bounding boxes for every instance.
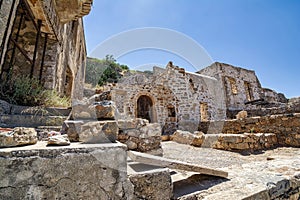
[0,142,134,200]
[128,150,228,178]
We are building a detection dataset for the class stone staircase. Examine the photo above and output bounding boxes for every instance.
[0,104,71,139]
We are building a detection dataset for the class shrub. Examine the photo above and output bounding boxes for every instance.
[0,75,70,107]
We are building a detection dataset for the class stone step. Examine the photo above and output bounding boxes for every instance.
[10,106,71,116]
[36,126,62,132]
[0,114,66,128]
[128,151,228,178]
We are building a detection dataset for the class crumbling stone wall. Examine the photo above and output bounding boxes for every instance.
[198,62,288,114]
[112,62,226,134]
[198,62,262,111]
[199,113,300,147]
[0,0,91,100]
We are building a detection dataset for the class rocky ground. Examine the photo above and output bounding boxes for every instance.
[162,141,300,199]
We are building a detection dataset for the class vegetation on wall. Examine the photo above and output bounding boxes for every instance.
[85,55,129,87]
[0,75,70,107]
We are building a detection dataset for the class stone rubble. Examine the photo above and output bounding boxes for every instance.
[0,127,37,147]
[170,130,205,147]
[47,134,70,146]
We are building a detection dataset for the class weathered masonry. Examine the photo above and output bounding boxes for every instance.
[0,0,93,99]
[112,62,287,134]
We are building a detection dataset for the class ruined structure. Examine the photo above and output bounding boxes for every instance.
[0,0,93,99]
[112,61,288,134]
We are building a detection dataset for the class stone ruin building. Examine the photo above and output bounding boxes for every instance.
[1,1,300,199]
[112,61,289,134]
[0,0,92,99]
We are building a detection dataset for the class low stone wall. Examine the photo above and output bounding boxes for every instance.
[212,133,277,151]
[0,142,134,199]
[199,113,300,147]
[118,119,162,155]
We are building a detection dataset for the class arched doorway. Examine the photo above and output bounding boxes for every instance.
[137,95,153,122]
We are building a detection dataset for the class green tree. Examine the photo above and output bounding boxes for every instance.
[85,55,129,86]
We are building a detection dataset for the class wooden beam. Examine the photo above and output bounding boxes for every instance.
[128,151,228,178]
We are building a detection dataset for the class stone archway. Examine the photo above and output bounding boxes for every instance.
[137,95,153,122]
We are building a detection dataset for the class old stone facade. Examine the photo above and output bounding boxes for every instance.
[112,62,287,134]
[0,0,92,99]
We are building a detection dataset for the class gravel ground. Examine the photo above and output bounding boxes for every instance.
[161,141,300,199]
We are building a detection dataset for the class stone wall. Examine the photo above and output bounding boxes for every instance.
[199,113,300,147]
[198,62,262,110]
[117,119,162,155]
[0,0,20,70]
[0,0,91,100]
[112,62,226,134]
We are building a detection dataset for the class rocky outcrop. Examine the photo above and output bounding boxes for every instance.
[170,130,205,147]
[0,127,37,147]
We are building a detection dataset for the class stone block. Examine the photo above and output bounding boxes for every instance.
[80,121,118,143]
[170,130,204,147]
[139,123,161,138]
[94,101,116,120]
[129,168,172,200]
[47,135,70,146]
[117,118,148,130]
[0,142,134,199]
[0,127,37,147]
[63,120,84,142]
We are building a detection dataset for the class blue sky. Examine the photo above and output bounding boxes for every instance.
[83,0,300,98]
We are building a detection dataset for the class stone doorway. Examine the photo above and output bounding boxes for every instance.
[137,95,153,122]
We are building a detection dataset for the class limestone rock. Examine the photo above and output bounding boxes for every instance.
[64,120,119,143]
[129,169,172,200]
[94,101,116,120]
[0,127,37,147]
[170,130,205,147]
[47,135,70,146]
[0,142,134,199]
[63,120,84,142]
[139,123,161,138]
[236,110,248,120]
[117,118,148,130]
[119,122,162,153]
[126,140,137,150]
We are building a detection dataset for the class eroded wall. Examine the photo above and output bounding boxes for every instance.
[0,0,89,100]
[112,62,226,133]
